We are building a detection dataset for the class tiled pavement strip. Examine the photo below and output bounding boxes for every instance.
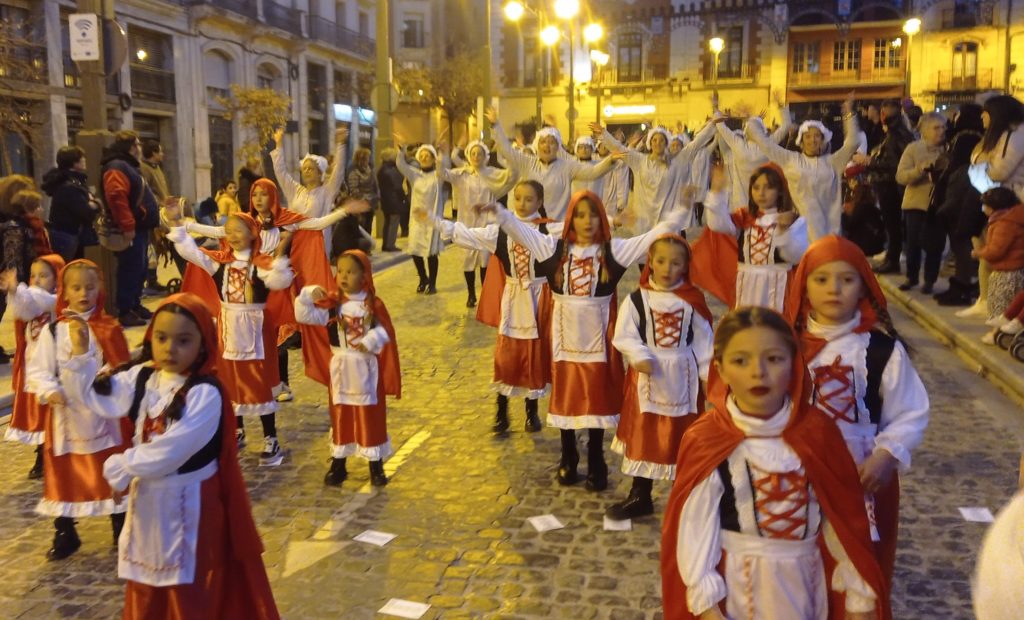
[0,251,1021,619]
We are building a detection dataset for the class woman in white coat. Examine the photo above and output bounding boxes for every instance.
[395,137,446,294]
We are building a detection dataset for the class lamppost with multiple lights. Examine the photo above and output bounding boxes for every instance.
[590,49,609,123]
[902,17,921,98]
[709,36,724,88]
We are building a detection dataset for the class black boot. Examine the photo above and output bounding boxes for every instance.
[935,278,975,307]
[606,477,655,520]
[493,394,510,433]
[557,430,580,485]
[111,512,126,545]
[524,399,542,432]
[585,429,608,492]
[324,457,348,486]
[28,445,43,480]
[369,460,389,486]
[47,517,81,561]
[465,271,477,307]
[426,256,439,295]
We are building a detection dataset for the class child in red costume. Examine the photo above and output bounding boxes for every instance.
[60,293,279,620]
[661,307,890,620]
[294,250,401,487]
[608,235,713,520]
[1,253,64,478]
[25,259,132,560]
[165,210,294,467]
[785,235,929,587]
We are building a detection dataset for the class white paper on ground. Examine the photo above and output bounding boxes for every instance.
[603,516,632,531]
[378,598,431,619]
[353,529,398,546]
[959,507,995,523]
[527,514,565,532]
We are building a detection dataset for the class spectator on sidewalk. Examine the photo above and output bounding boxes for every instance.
[932,104,985,306]
[975,187,1024,344]
[0,178,51,365]
[896,112,946,293]
[140,140,171,295]
[237,157,263,214]
[841,166,886,257]
[860,100,914,275]
[377,147,407,252]
[346,147,379,235]
[215,179,240,221]
[101,130,160,327]
[41,146,99,263]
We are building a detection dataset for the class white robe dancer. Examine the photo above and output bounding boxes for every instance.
[747,114,860,241]
[271,142,346,251]
[492,123,618,220]
[60,359,221,587]
[703,189,809,311]
[440,163,514,270]
[804,313,929,538]
[677,397,877,618]
[599,121,717,232]
[395,153,445,258]
[597,154,630,217]
[716,110,791,209]
[5,283,57,444]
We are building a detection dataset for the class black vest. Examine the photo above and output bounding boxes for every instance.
[493,227,547,278]
[536,239,626,297]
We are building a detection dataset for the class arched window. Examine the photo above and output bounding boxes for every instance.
[204,50,233,106]
[952,41,978,89]
[257,63,283,91]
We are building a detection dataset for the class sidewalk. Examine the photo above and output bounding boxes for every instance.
[0,248,412,418]
[876,272,1024,408]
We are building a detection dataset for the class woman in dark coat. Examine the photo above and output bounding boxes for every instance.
[376,147,408,252]
[41,146,99,262]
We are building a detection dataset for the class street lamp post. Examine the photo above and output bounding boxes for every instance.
[709,36,724,89]
[554,0,580,140]
[902,17,921,99]
[590,49,609,123]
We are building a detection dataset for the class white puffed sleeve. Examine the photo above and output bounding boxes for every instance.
[495,208,558,261]
[691,311,714,382]
[610,216,685,267]
[25,322,60,400]
[103,384,222,491]
[774,217,809,264]
[256,256,294,291]
[677,471,727,615]
[293,286,331,326]
[822,519,878,613]
[358,324,390,355]
[8,283,51,320]
[167,226,218,275]
[703,190,737,235]
[611,296,654,368]
[874,340,929,469]
[450,222,500,253]
[60,354,142,419]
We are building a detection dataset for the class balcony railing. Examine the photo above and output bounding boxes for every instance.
[130,63,176,103]
[593,66,670,86]
[702,62,760,83]
[937,68,993,91]
[309,16,374,57]
[0,43,48,84]
[941,6,993,29]
[186,0,259,18]
[264,2,303,36]
[790,66,902,86]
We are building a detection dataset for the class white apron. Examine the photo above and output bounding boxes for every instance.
[721,531,828,620]
[551,294,611,363]
[119,461,217,586]
[220,303,266,361]
[634,289,700,417]
[330,347,380,406]
[736,263,790,312]
[499,278,544,340]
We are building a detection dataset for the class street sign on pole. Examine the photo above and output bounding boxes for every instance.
[69,13,100,61]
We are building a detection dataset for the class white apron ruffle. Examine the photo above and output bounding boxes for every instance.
[721,530,827,620]
[330,347,379,406]
[499,278,544,340]
[51,401,122,457]
[220,303,266,361]
[551,294,611,363]
[736,263,790,312]
[637,348,699,417]
[118,461,218,587]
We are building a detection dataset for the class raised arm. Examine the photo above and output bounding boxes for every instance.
[567,154,618,181]
[493,207,558,261]
[295,200,368,230]
[747,116,799,168]
[438,219,501,254]
[323,129,349,199]
[769,106,792,144]
[270,129,301,202]
[255,257,294,291]
[7,283,50,321]
[678,119,718,160]
[393,146,422,182]
[611,209,688,266]
[829,110,861,173]
[184,222,226,238]
[166,226,218,275]
[293,286,331,326]
[60,354,143,419]
[702,190,738,235]
[490,118,534,176]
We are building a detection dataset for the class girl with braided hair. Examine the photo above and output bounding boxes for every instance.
[294,250,401,487]
[59,293,279,619]
[485,189,688,491]
[785,235,929,589]
[164,210,295,468]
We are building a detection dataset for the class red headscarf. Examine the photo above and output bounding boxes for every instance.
[200,212,276,270]
[55,259,129,366]
[784,235,887,361]
[561,190,612,245]
[660,313,891,620]
[34,253,66,282]
[639,234,713,325]
[10,254,66,400]
[140,292,279,618]
[250,178,306,228]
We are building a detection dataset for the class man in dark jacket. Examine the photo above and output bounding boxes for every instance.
[41,145,99,262]
[376,148,408,252]
[237,157,263,213]
[101,130,160,326]
[860,100,914,274]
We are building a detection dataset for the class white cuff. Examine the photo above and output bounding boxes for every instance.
[103,453,132,493]
[686,572,728,616]
[298,285,322,305]
[166,225,189,243]
[872,439,911,470]
[360,328,387,355]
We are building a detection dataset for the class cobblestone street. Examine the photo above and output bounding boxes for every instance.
[1,255,1022,619]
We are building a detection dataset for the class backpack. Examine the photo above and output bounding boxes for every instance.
[93,195,133,252]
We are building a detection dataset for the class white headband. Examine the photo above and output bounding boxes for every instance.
[646,127,673,150]
[301,154,328,176]
[797,120,833,147]
[574,136,595,151]
[465,140,489,161]
[533,127,564,153]
[415,144,438,161]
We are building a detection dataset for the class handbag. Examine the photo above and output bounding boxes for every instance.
[94,180,144,253]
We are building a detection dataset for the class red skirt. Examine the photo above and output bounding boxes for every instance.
[123,472,273,620]
[547,356,624,429]
[613,371,697,480]
[39,413,132,516]
[7,389,46,445]
[327,385,391,460]
[493,334,549,392]
[218,318,278,416]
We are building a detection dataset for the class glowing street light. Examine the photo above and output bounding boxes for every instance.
[590,49,610,66]
[553,0,580,20]
[583,22,604,43]
[540,25,561,46]
[903,17,921,36]
[503,1,525,21]
[709,37,724,86]
[902,17,922,97]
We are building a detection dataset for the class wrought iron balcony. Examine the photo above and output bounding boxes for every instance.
[702,62,760,83]
[789,66,902,87]
[264,2,303,36]
[130,63,176,103]
[941,5,994,29]
[185,0,258,19]
[309,16,374,57]
[937,68,993,92]
[593,65,670,86]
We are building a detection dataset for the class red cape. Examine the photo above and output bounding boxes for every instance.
[475,254,505,328]
[661,367,890,620]
[689,211,754,309]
